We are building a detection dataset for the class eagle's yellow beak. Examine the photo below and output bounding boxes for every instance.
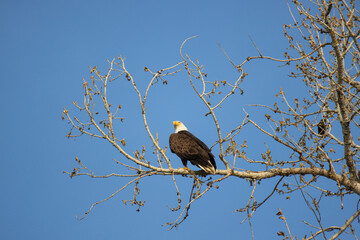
[173,121,180,126]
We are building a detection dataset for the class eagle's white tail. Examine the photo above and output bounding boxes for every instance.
[198,165,216,175]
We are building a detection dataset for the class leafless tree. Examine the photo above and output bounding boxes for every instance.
[63,0,360,239]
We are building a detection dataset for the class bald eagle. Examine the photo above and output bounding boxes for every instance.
[169,121,217,174]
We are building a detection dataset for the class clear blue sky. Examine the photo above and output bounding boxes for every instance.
[0,0,357,239]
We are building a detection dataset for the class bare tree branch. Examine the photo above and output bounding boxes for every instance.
[63,0,360,237]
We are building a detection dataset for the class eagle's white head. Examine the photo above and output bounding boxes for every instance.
[173,121,188,133]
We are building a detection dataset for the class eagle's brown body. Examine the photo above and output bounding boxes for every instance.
[169,130,216,174]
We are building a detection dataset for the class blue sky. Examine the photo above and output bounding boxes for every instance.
[1,0,358,239]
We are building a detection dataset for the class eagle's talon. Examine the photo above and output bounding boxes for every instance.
[179,166,190,172]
